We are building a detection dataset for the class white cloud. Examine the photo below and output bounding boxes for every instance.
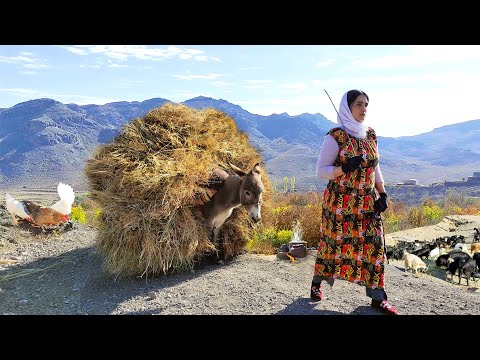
[173,73,224,80]
[315,59,335,67]
[23,63,49,69]
[366,87,480,137]
[60,46,88,55]
[63,45,221,63]
[79,64,101,69]
[0,55,36,64]
[19,70,37,75]
[0,88,41,96]
[243,80,274,89]
[108,63,128,68]
[0,53,49,73]
[279,82,307,91]
[351,45,480,69]
[240,66,263,70]
[311,78,348,89]
[211,81,235,87]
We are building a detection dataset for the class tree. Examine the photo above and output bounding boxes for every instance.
[283,177,289,193]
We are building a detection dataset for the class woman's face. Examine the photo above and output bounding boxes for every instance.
[349,94,368,123]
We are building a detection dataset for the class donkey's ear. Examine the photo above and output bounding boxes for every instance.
[252,163,262,175]
[228,162,247,176]
[212,167,229,181]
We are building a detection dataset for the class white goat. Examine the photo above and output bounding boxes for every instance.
[454,243,469,253]
[404,252,428,274]
[428,247,447,260]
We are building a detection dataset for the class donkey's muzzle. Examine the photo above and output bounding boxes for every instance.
[251,216,261,223]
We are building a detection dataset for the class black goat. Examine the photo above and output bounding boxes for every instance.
[458,258,478,286]
[445,258,462,283]
[435,235,465,248]
[436,250,470,269]
[473,252,480,270]
[448,249,472,262]
[387,240,432,261]
[445,251,473,283]
[436,254,450,268]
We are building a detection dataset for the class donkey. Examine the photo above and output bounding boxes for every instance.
[198,162,264,248]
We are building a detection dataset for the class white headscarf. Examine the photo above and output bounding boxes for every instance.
[336,90,369,138]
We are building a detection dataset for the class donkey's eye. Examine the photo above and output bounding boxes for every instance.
[245,190,251,197]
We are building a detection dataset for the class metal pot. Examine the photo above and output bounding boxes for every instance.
[279,244,289,253]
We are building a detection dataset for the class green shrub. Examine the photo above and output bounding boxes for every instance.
[422,204,443,223]
[71,205,87,224]
[276,229,293,247]
[248,228,295,253]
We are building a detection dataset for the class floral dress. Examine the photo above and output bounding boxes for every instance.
[313,127,386,289]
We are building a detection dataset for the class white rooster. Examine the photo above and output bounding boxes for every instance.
[4,182,75,227]
[5,193,33,225]
[50,182,75,216]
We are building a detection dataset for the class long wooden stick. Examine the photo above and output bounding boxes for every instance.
[323,89,340,119]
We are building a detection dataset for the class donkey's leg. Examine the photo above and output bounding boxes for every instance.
[212,226,221,248]
[203,227,221,262]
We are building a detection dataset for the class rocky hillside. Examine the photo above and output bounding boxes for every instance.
[1,96,480,193]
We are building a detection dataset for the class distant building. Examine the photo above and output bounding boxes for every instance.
[403,179,419,185]
[467,172,480,185]
[445,170,480,187]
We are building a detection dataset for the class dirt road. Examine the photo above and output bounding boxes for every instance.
[1,210,479,315]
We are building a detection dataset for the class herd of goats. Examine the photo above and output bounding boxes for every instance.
[385,228,480,286]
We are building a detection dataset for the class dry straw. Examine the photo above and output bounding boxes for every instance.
[85,103,273,278]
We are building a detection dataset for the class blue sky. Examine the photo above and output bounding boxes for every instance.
[1,45,479,137]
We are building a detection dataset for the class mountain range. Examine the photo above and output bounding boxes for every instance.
[1,96,479,193]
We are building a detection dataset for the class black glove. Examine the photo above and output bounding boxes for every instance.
[341,155,363,174]
[374,193,388,214]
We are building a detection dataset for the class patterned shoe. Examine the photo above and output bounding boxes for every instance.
[310,283,323,301]
[371,299,398,315]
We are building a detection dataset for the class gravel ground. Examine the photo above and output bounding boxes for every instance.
[1,210,480,315]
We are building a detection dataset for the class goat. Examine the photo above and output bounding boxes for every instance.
[445,251,473,283]
[447,249,472,262]
[436,254,450,268]
[403,252,428,274]
[429,246,447,260]
[197,162,264,249]
[470,242,480,255]
[439,249,471,270]
[473,252,480,271]
[458,258,478,286]
[445,257,462,283]
[454,243,469,253]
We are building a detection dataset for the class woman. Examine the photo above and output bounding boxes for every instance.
[310,89,397,315]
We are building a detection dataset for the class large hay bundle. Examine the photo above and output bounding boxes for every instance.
[85,103,273,277]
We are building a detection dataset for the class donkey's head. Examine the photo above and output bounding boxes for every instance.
[229,162,264,223]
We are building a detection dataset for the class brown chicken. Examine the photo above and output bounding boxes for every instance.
[22,201,69,226]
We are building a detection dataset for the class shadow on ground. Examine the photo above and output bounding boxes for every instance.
[0,245,230,315]
[273,298,382,316]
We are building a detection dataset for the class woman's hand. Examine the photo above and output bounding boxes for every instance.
[374,193,388,213]
[341,155,363,174]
